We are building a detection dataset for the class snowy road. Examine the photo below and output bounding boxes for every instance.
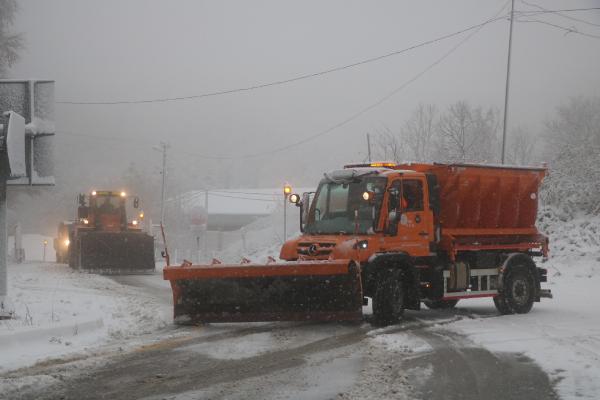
[7,308,556,400]
[3,256,599,399]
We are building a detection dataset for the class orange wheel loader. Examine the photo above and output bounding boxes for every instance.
[164,162,552,325]
[69,190,154,274]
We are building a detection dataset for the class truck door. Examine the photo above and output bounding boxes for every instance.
[387,178,432,257]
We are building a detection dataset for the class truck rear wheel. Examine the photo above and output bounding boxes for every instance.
[424,299,459,310]
[495,265,535,314]
[372,270,404,326]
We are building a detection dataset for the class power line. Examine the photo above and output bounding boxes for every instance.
[57,6,508,161]
[59,9,509,160]
[516,17,600,39]
[519,1,600,28]
[57,14,509,106]
[519,7,600,14]
[179,5,510,160]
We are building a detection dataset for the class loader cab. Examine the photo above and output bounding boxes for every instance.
[88,191,128,231]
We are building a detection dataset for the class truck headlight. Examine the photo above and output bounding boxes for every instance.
[132,220,138,226]
[354,240,368,249]
[64,239,70,247]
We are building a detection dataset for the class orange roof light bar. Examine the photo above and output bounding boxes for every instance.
[344,162,397,169]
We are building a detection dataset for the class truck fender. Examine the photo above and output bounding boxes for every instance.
[498,253,541,301]
[367,252,420,311]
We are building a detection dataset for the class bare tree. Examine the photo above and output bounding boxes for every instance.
[371,125,406,163]
[436,101,499,163]
[506,126,537,165]
[0,0,23,77]
[402,104,438,162]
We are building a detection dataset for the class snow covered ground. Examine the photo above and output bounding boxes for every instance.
[0,263,171,376]
[446,255,600,400]
[443,209,600,400]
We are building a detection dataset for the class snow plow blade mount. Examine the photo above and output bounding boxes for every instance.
[163,260,363,323]
[73,231,155,274]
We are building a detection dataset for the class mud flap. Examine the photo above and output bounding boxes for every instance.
[78,231,155,274]
[163,260,363,323]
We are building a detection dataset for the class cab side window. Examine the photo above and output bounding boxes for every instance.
[402,180,423,211]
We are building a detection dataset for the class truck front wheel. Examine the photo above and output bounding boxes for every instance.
[372,270,404,326]
[495,265,535,314]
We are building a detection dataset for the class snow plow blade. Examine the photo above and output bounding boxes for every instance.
[71,231,155,274]
[163,260,363,323]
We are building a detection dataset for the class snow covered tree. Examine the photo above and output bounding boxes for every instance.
[541,97,600,215]
[0,0,23,77]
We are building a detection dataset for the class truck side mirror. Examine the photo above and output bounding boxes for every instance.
[300,192,312,232]
[78,193,86,206]
[133,196,140,209]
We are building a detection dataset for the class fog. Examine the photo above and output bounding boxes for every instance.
[6,0,600,232]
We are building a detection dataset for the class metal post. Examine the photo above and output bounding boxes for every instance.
[203,190,208,259]
[283,195,287,242]
[43,240,47,262]
[0,176,11,318]
[501,0,515,164]
[160,142,168,224]
[367,133,372,163]
[15,222,23,263]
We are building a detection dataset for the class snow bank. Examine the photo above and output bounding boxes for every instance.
[538,205,600,263]
[0,263,170,374]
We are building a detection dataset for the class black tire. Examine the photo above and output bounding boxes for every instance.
[495,265,535,315]
[493,295,512,315]
[372,270,404,326]
[424,299,459,310]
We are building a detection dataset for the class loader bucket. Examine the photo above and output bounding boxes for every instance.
[74,231,155,274]
[163,260,363,323]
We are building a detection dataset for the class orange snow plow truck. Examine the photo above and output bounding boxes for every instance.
[163,162,552,325]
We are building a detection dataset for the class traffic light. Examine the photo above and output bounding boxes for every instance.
[283,184,292,196]
[0,80,55,186]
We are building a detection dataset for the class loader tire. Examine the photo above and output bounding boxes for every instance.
[495,265,535,315]
[372,270,404,326]
[423,299,459,310]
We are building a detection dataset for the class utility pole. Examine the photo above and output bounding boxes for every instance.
[366,133,372,163]
[283,184,292,242]
[0,176,8,318]
[203,189,208,259]
[501,0,515,164]
[154,142,169,225]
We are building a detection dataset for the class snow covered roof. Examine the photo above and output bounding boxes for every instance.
[178,188,314,216]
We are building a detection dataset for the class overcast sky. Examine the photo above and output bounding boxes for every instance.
[10,0,600,192]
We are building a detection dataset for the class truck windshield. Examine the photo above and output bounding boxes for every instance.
[94,195,122,214]
[305,176,386,235]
